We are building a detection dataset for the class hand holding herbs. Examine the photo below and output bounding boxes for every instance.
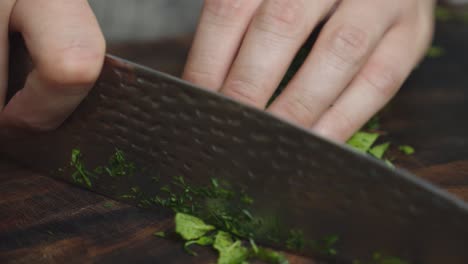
[183,0,436,142]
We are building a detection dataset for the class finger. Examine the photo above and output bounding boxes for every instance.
[182,0,262,90]
[312,17,434,142]
[0,0,16,107]
[268,0,399,126]
[220,0,336,107]
[3,0,105,130]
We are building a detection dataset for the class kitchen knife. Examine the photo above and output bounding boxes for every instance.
[2,35,468,264]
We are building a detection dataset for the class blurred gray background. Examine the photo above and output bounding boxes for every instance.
[89,0,468,43]
[89,0,204,43]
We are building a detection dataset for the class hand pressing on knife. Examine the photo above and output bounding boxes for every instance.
[183,0,436,142]
[0,0,105,130]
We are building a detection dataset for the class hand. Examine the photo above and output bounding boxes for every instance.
[183,0,435,142]
[0,0,105,130]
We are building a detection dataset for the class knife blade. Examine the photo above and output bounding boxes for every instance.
[3,35,468,264]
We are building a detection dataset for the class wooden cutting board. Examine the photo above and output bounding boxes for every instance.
[1,20,468,264]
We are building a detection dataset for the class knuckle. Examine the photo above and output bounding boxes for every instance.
[223,77,263,107]
[323,107,355,137]
[360,60,403,97]
[277,94,316,126]
[43,39,106,94]
[254,0,307,39]
[203,0,252,26]
[183,67,221,90]
[324,24,370,70]
[28,120,60,131]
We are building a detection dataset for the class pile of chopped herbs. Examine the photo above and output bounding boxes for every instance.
[67,149,338,263]
[163,212,289,264]
[68,149,409,264]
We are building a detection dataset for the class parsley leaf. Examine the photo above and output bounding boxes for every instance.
[347,132,380,153]
[214,231,249,264]
[286,229,305,251]
[70,149,93,187]
[103,201,115,208]
[252,247,289,264]
[364,115,380,130]
[369,142,390,159]
[398,145,415,155]
[426,46,445,58]
[384,159,395,168]
[175,213,216,240]
[184,236,214,256]
[309,235,339,256]
[354,252,409,264]
[153,231,166,238]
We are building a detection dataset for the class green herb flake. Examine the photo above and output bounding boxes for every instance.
[103,201,115,208]
[435,6,453,22]
[249,238,259,254]
[105,149,135,177]
[347,132,380,153]
[214,231,249,264]
[385,159,395,168]
[153,231,166,238]
[184,236,214,256]
[240,193,254,205]
[369,142,390,159]
[353,251,409,264]
[70,149,93,188]
[398,145,415,155]
[175,213,216,240]
[364,115,380,130]
[310,235,339,257]
[286,229,305,251]
[253,247,289,264]
[426,46,445,58]
[151,176,160,183]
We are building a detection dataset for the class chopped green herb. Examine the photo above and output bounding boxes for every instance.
[151,176,160,183]
[354,252,409,264]
[214,231,249,264]
[385,159,395,168]
[175,213,216,240]
[73,149,408,263]
[70,149,93,188]
[252,247,289,264]
[153,231,166,238]
[240,193,254,205]
[184,236,214,256]
[435,6,453,22]
[211,178,220,188]
[398,145,415,155]
[369,142,391,159]
[426,46,445,58]
[103,201,115,208]
[286,229,305,251]
[249,238,259,254]
[364,115,380,131]
[347,132,380,153]
[309,235,339,256]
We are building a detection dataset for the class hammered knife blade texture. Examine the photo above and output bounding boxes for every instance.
[3,35,468,263]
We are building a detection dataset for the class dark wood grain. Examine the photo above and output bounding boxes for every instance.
[1,20,468,264]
